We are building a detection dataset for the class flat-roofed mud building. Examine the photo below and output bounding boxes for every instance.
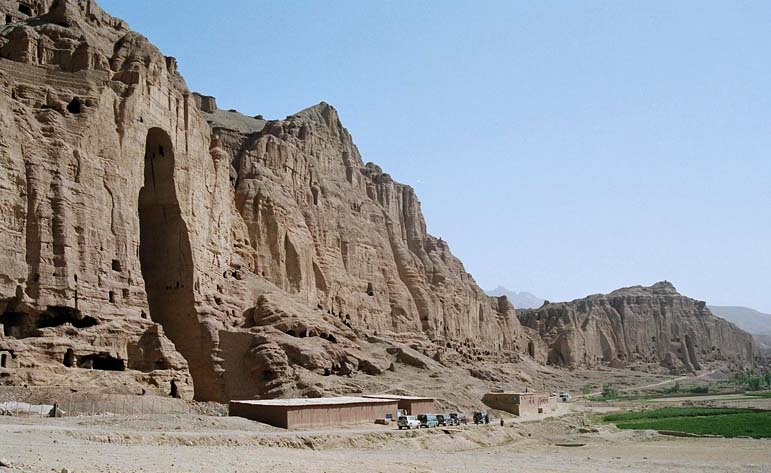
[229,396,399,429]
[362,394,435,415]
[482,392,555,416]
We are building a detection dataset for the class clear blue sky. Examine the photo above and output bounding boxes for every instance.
[100,0,771,312]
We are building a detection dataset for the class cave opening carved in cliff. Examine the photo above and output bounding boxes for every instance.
[1,306,97,338]
[138,128,214,400]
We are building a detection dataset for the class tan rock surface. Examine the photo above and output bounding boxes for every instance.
[0,1,754,404]
[518,281,754,373]
[0,1,542,402]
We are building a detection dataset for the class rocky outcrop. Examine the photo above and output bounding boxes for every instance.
[0,0,243,400]
[518,282,754,373]
[0,0,542,401]
[217,102,539,354]
[1,1,53,25]
[0,2,752,401]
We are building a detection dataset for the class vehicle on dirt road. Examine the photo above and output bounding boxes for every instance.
[445,413,461,426]
[417,414,439,428]
[397,415,420,430]
[473,411,487,424]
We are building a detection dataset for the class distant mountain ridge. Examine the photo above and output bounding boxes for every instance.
[708,306,771,336]
[486,286,545,309]
[517,282,755,373]
[708,306,771,357]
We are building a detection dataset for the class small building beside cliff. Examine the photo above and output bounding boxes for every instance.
[482,392,555,416]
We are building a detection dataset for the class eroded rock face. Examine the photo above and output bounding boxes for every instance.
[217,102,539,355]
[0,2,753,401]
[0,1,542,401]
[518,282,754,373]
[1,1,53,25]
[0,0,236,400]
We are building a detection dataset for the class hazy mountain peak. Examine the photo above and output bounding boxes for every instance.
[486,287,545,309]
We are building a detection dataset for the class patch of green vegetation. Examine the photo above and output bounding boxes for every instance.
[746,391,771,399]
[729,369,771,392]
[663,381,681,394]
[603,407,752,422]
[603,407,771,439]
[659,382,709,395]
[591,384,619,401]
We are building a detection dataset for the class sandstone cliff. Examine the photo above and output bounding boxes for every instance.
[518,282,755,373]
[206,98,538,354]
[0,1,754,402]
[0,0,542,401]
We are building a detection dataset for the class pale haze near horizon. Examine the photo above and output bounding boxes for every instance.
[99,0,771,312]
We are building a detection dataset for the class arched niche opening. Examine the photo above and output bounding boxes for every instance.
[63,348,75,367]
[138,128,215,400]
[284,234,302,293]
[67,97,82,114]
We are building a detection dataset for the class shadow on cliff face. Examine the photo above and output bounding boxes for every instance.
[138,128,220,401]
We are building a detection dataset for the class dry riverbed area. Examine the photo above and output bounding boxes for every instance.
[1,401,769,473]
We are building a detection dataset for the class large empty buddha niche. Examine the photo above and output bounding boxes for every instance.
[284,235,302,293]
[138,128,212,400]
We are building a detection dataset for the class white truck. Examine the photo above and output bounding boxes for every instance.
[397,415,421,429]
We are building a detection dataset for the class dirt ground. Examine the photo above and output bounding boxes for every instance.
[1,401,769,473]
[1,367,767,472]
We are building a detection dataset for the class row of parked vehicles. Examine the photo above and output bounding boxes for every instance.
[397,412,468,429]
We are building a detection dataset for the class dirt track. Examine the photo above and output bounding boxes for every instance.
[1,405,769,473]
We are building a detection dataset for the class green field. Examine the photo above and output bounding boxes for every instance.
[746,391,771,399]
[602,407,771,439]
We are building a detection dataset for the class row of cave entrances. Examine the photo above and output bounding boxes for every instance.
[0,307,126,371]
[2,349,180,397]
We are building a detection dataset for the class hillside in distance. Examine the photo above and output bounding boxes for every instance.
[708,306,771,336]
[486,286,545,309]
[518,282,755,373]
[709,306,771,360]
